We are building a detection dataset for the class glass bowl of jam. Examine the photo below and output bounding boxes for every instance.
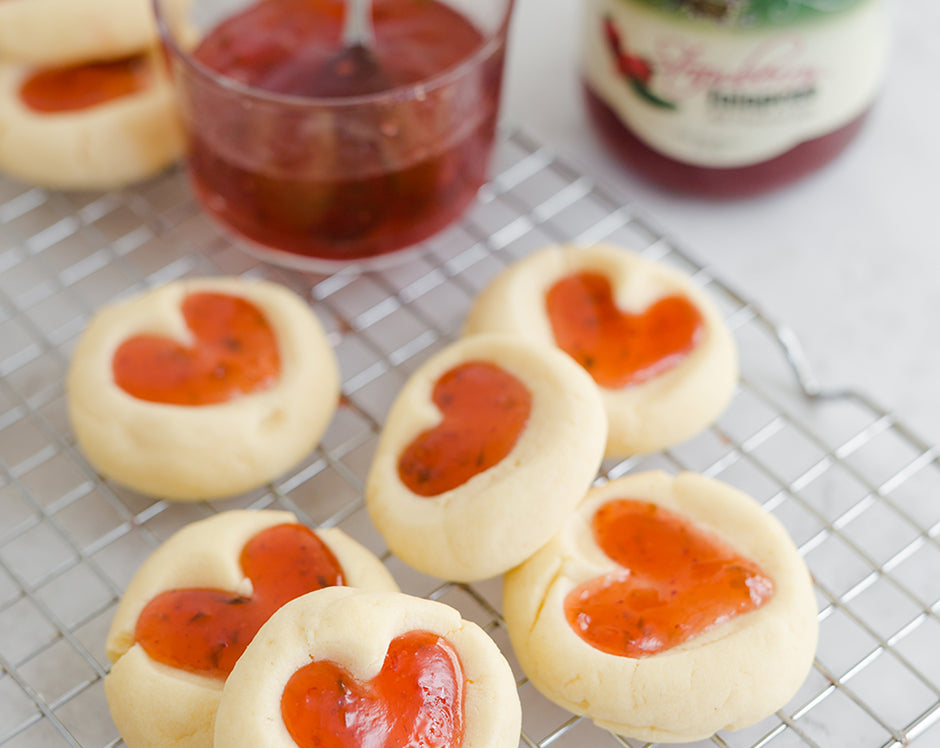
[154,0,514,271]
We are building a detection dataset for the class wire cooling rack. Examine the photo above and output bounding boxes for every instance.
[1,128,939,748]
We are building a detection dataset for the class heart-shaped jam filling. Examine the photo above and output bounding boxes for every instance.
[134,523,344,678]
[281,630,464,748]
[546,271,703,389]
[565,499,774,657]
[112,292,281,406]
[398,361,532,497]
[19,54,152,114]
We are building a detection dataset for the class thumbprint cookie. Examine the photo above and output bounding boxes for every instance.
[105,510,399,748]
[67,277,340,500]
[366,332,607,582]
[503,471,818,743]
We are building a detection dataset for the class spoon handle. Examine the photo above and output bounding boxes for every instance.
[343,0,375,47]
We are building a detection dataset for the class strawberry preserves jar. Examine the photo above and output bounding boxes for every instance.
[582,0,890,196]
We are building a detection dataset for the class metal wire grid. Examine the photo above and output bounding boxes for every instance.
[0,128,938,748]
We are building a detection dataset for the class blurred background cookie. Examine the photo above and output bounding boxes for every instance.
[0,49,185,190]
[0,0,188,66]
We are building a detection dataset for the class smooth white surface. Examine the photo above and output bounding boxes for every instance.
[503,0,940,450]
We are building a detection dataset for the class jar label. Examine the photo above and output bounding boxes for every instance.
[583,0,888,167]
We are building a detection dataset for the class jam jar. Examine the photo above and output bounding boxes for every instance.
[582,0,890,196]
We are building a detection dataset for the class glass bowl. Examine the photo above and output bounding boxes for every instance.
[154,0,515,272]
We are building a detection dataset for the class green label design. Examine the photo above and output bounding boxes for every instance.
[628,0,873,27]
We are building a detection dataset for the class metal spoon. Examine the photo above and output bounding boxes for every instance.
[307,0,388,98]
[343,0,375,51]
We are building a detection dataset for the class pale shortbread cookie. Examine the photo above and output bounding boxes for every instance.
[0,49,185,191]
[503,471,818,743]
[215,587,521,748]
[463,243,738,456]
[0,0,188,65]
[366,333,607,582]
[105,510,399,748]
[67,277,340,501]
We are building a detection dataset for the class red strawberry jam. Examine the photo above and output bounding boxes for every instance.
[546,271,703,389]
[135,523,344,678]
[19,55,151,113]
[398,361,532,497]
[565,499,774,657]
[112,292,280,406]
[281,630,464,748]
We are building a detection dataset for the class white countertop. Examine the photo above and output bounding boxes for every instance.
[503,0,940,450]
